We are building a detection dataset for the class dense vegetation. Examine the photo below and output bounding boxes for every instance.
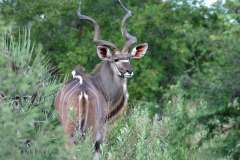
[0,0,240,159]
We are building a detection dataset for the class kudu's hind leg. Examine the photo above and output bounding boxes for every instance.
[93,124,106,160]
[93,140,101,160]
[63,121,77,148]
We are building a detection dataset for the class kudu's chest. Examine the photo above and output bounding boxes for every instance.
[105,81,128,121]
[90,75,128,121]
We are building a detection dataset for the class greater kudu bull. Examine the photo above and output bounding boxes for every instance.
[55,0,148,155]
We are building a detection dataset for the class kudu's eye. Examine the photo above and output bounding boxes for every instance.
[114,59,119,62]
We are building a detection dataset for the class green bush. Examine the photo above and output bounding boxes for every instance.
[162,83,240,159]
[102,106,167,160]
[0,30,94,160]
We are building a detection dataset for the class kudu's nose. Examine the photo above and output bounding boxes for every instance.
[126,65,133,74]
[126,67,134,77]
[127,69,133,74]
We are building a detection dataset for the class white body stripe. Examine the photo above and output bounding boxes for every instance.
[123,81,128,100]
[120,59,129,62]
[61,81,80,120]
[87,86,103,141]
[78,93,83,131]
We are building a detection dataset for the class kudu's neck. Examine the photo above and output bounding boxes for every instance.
[92,62,126,104]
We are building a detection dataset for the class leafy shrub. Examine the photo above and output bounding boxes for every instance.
[163,83,240,159]
[101,105,169,160]
[0,30,94,160]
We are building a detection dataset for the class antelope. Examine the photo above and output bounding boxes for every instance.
[55,0,148,156]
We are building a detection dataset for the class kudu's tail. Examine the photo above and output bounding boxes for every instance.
[72,68,89,135]
[77,90,89,135]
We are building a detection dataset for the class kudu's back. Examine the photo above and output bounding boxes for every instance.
[55,71,107,146]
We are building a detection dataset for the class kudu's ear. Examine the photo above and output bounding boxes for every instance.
[97,45,112,60]
[131,43,148,59]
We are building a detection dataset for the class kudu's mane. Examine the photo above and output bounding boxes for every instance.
[91,63,103,75]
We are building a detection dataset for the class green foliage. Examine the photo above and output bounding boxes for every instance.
[102,106,170,160]
[181,21,240,159]
[0,30,50,97]
[0,30,94,160]
[161,83,240,159]
[192,24,240,105]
